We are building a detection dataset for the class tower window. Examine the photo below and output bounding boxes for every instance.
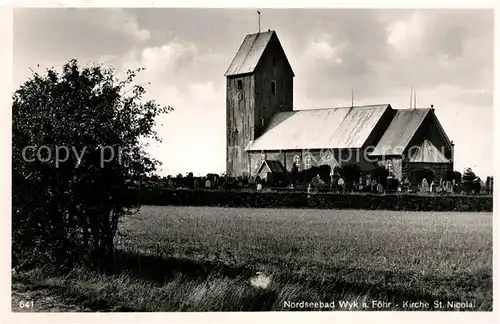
[237,80,243,90]
[271,81,277,95]
[272,56,276,66]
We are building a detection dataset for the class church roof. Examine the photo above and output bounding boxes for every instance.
[408,139,450,163]
[245,104,391,151]
[370,108,431,156]
[224,30,294,77]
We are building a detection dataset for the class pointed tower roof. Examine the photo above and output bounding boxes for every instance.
[224,30,294,77]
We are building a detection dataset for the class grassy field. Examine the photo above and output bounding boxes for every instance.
[12,206,492,311]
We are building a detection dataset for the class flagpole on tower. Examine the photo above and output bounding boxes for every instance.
[257,11,261,32]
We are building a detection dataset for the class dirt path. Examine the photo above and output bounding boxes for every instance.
[11,283,90,312]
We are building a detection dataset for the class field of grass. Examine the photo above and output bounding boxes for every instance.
[12,206,492,311]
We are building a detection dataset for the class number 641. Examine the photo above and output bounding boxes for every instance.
[19,300,34,308]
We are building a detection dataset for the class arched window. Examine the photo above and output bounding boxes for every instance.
[305,155,312,169]
[237,79,243,90]
[271,80,277,95]
[293,155,301,167]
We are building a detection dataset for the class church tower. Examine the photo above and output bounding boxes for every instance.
[225,30,294,176]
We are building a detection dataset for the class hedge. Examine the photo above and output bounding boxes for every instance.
[129,189,492,212]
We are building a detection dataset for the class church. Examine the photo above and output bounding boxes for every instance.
[225,30,454,183]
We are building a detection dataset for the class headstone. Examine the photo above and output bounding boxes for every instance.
[422,178,429,193]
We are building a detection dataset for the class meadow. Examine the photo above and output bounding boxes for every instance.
[12,206,492,311]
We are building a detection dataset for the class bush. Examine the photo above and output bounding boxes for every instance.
[341,164,362,190]
[317,165,331,184]
[462,167,480,195]
[386,178,400,192]
[290,163,299,185]
[445,170,462,183]
[135,188,492,212]
[371,166,389,188]
[12,60,170,271]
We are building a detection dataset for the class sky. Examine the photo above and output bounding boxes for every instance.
[13,8,494,179]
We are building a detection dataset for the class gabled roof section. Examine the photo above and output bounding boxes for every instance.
[428,109,452,147]
[409,139,450,163]
[224,30,294,77]
[245,104,391,151]
[370,108,431,156]
[257,160,286,174]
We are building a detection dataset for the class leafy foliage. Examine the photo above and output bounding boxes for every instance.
[445,170,462,183]
[299,166,320,184]
[317,165,331,184]
[290,163,299,185]
[340,164,362,189]
[12,60,171,271]
[462,167,481,194]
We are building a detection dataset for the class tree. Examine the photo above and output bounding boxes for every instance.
[453,171,462,183]
[12,60,171,271]
[341,164,361,189]
[297,166,319,184]
[462,167,480,195]
[445,170,462,183]
[370,166,390,189]
[317,164,331,184]
[185,172,194,189]
[486,176,494,194]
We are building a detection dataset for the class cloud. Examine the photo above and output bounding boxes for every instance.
[386,12,424,55]
[77,9,151,42]
[117,13,151,42]
[286,9,492,111]
[101,40,227,176]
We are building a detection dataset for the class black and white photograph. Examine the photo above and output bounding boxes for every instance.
[3,3,496,320]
